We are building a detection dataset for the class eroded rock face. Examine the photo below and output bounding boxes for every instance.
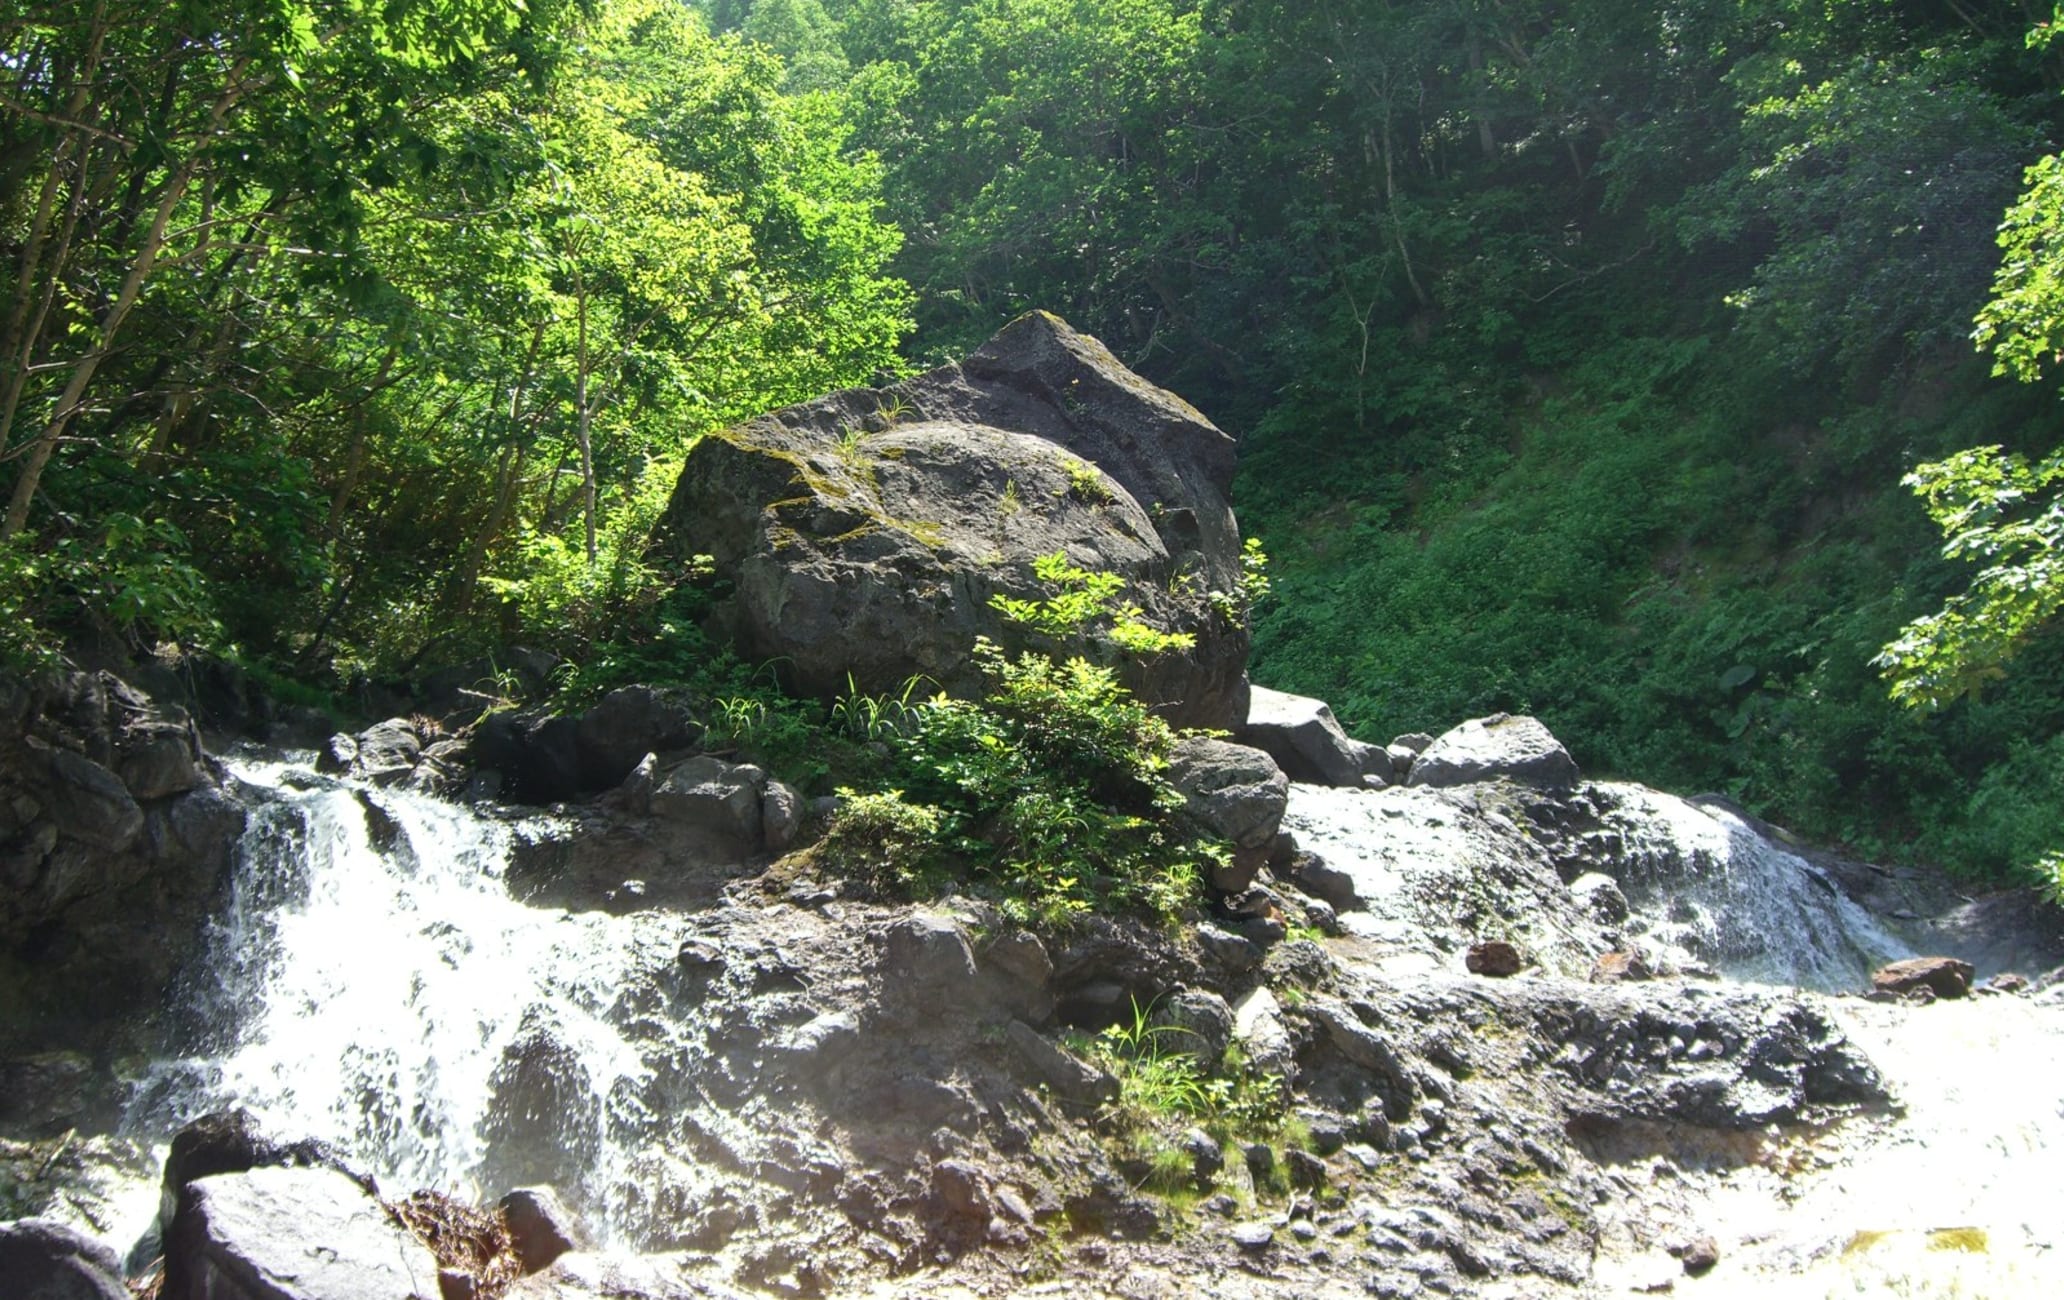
[0,670,243,1055]
[654,312,1251,729]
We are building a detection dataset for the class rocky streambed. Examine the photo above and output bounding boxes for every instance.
[6,706,2061,1300]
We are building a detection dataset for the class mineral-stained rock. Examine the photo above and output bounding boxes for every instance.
[0,1217,128,1300]
[165,1165,437,1300]
[1871,955,1975,1000]
[1407,714,1580,791]
[1590,949,1655,984]
[1239,686,1384,788]
[653,311,1250,729]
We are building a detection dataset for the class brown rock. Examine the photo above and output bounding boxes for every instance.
[1986,972,2030,994]
[1871,956,1975,1000]
[1591,949,1655,984]
[1466,940,1525,977]
[1678,1234,1720,1276]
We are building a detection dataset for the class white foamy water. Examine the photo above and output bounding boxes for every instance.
[123,754,658,1210]
[1600,784,1910,990]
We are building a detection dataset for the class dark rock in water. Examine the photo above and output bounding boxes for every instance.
[653,311,1250,729]
[349,717,423,787]
[498,1185,585,1275]
[0,1216,128,1300]
[1871,956,1975,1000]
[1167,736,1288,851]
[1466,940,1526,977]
[479,1010,603,1194]
[1591,949,1655,984]
[165,1165,438,1300]
[1239,686,1384,788]
[1407,714,1579,790]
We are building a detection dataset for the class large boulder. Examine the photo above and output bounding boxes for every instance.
[164,1165,438,1300]
[1405,714,1579,790]
[654,312,1251,728]
[1,670,242,1054]
[1239,686,1388,788]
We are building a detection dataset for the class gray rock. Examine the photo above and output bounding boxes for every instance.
[42,749,142,853]
[1306,998,1416,1120]
[760,780,803,854]
[1195,922,1263,974]
[653,311,1249,729]
[1004,1020,1118,1105]
[350,717,422,786]
[0,1217,127,1300]
[166,1165,438,1300]
[1406,714,1579,790]
[1230,1221,1275,1252]
[1391,733,1435,754]
[1231,986,1294,1082]
[1239,686,1373,788]
[1571,871,1630,924]
[1167,736,1288,850]
[648,756,765,858]
[498,1186,585,1275]
[880,913,980,1020]
[1148,989,1235,1070]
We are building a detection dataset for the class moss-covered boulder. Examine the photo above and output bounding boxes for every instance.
[655,311,1252,727]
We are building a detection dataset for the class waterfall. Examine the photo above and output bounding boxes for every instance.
[123,753,664,1230]
[1601,784,1910,990]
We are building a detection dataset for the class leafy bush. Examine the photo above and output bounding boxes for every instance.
[859,638,1216,928]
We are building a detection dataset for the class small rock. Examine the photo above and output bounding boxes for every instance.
[1286,1148,1328,1190]
[1230,1221,1275,1253]
[1678,1235,1720,1276]
[1987,972,2031,994]
[440,1267,480,1300]
[1181,1128,1224,1183]
[498,1185,584,1274]
[1871,956,1975,1000]
[1239,687,1372,788]
[1591,949,1655,984]
[761,780,804,853]
[1466,940,1525,977]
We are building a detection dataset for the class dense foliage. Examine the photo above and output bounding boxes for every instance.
[15,0,2064,886]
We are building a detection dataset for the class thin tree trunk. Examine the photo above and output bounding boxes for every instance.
[574,277,598,565]
[2,64,250,538]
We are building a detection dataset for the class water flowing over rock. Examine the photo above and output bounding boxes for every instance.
[653,311,1250,728]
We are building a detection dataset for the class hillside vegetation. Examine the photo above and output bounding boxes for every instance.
[9,0,2064,883]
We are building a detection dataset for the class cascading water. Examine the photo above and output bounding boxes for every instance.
[122,753,670,1238]
[1280,778,1910,990]
[1596,783,1910,990]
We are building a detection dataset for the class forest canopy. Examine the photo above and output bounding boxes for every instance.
[10,0,2064,889]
